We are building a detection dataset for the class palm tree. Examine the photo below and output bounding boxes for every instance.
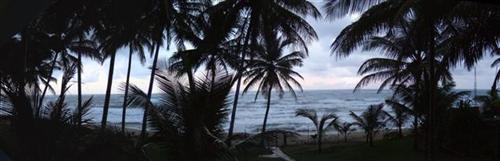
[126,71,235,161]
[325,1,498,159]
[96,32,122,130]
[384,98,411,138]
[332,121,355,143]
[0,30,65,160]
[120,31,150,133]
[74,36,100,127]
[137,0,215,137]
[216,0,321,143]
[37,35,99,117]
[389,84,423,149]
[475,89,500,116]
[48,59,77,123]
[490,57,500,90]
[95,0,154,130]
[295,108,337,152]
[349,103,387,147]
[242,34,305,140]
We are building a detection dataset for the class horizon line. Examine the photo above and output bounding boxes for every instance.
[61,88,490,95]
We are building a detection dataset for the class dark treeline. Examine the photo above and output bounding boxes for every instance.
[0,0,498,161]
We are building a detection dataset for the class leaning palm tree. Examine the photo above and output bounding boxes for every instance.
[349,103,387,147]
[242,34,306,137]
[490,57,500,90]
[332,121,356,143]
[126,71,235,161]
[295,108,337,152]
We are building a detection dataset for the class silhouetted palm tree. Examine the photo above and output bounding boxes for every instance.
[325,1,498,159]
[38,35,99,117]
[138,0,213,137]
[389,84,425,149]
[490,58,500,90]
[242,34,305,138]
[96,30,123,130]
[384,98,411,138]
[475,89,500,116]
[95,0,154,130]
[47,59,77,123]
[333,121,355,143]
[295,108,337,152]
[349,103,387,147]
[219,0,321,143]
[126,71,235,161]
[120,31,151,133]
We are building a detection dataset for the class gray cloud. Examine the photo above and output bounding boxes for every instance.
[50,3,498,94]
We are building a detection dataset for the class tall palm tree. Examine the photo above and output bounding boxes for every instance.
[324,1,498,159]
[0,29,59,160]
[95,0,154,130]
[295,108,337,152]
[126,71,235,161]
[137,0,215,137]
[96,30,124,130]
[215,0,321,143]
[167,7,241,92]
[332,121,355,143]
[37,36,99,116]
[242,34,305,137]
[352,19,453,93]
[349,103,387,147]
[120,31,150,133]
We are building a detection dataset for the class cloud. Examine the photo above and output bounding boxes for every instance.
[47,3,498,94]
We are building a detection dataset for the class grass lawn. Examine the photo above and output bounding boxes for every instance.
[234,146,282,161]
[282,138,467,161]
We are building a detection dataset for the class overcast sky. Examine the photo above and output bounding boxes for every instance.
[49,3,498,95]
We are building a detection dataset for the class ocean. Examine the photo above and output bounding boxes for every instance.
[44,89,483,134]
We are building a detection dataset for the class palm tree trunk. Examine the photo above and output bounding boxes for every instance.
[77,52,82,126]
[414,115,419,150]
[261,85,273,146]
[227,30,251,145]
[398,124,403,138]
[262,86,273,133]
[210,66,215,89]
[227,72,242,145]
[427,29,437,161]
[318,130,323,152]
[369,132,374,147]
[38,52,59,116]
[101,52,116,130]
[344,133,348,143]
[141,43,160,138]
[121,47,133,133]
[227,72,242,139]
[423,71,431,160]
[283,133,287,146]
[186,69,196,92]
